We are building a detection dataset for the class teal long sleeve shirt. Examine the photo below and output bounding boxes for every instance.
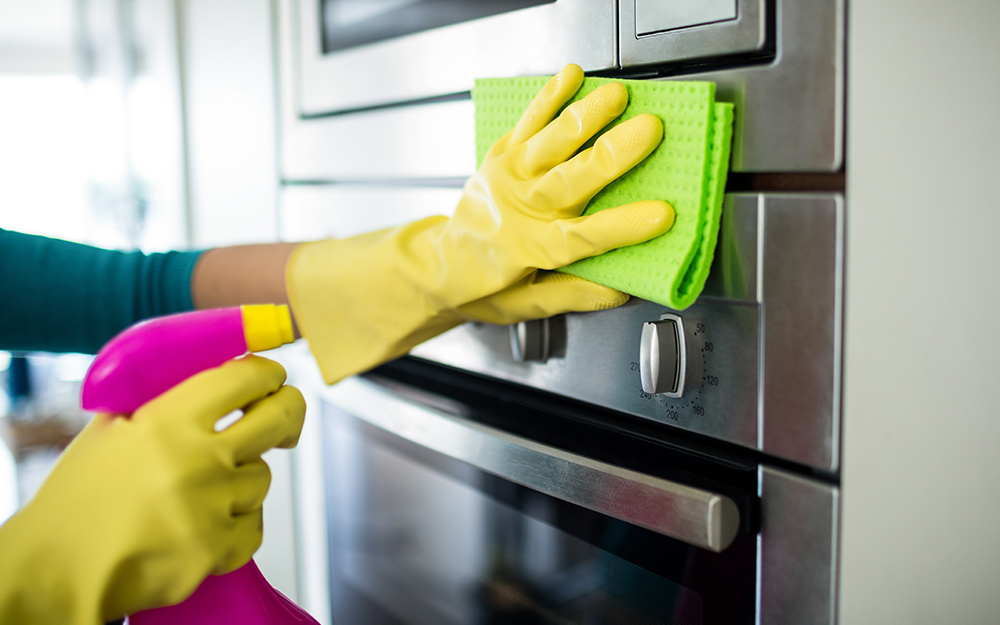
[0,228,203,354]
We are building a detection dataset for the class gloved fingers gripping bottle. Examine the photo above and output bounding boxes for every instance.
[0,305,318,625]
[79,304,320,625]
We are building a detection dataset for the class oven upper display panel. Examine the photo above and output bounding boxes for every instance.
[321,0,554,53]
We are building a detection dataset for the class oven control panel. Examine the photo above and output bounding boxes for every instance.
[411,193,842,472]
[624,301,756,446]
[412,296,760,457]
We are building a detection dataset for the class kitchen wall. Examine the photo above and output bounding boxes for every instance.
[0,0,76,74]
[842,0,1000,621]
[179,0,280,248]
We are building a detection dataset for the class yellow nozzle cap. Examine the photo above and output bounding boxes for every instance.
[241,304,295,352]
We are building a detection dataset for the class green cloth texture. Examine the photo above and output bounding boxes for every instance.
[473,76,734,310]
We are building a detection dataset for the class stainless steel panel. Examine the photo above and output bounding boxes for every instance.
[704,194,760,301]
[635,0,738,35]
[325,376,742,552]
[279,184,461,239]
[413,297,761,450]
[277,0,842,179]
[278,100,475,182]
[623,0,764,63]
[759,467,839,625]
[296,0,616,115]
[276,0,476,181]
[654,0,844,172]
[761,195,843,471]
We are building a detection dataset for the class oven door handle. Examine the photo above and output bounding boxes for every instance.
[328,377,740,553]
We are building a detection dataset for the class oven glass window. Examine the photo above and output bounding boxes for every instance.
[322,403,756,625]
[321,0,555,53]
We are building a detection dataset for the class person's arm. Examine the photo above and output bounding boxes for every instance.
[190,243,298,312]
[0,229,201,354]
[0,227,303,352]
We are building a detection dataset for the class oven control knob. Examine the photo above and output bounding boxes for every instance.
[510,318,550,363]
[639,314,687,397]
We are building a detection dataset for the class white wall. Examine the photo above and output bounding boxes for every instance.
[0,0,76,74]
[841,1,1000,621]
[179,0,280,248]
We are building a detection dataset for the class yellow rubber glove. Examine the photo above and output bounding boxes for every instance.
[287,64,675,384]
[0,355,306,625]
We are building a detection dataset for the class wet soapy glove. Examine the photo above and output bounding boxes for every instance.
[287,64,675,383]
[0,355,306,625]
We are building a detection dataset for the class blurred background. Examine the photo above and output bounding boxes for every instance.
[0,0,297,599]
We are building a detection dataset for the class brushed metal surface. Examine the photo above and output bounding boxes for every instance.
[634,0,738,35]
[276,0,842,180]
[759,467,838,624]
[703,194,760,301]
[623,0,764,63]
[325,376,742,552]
[279,184,461,240]
[413,296,761,450]
[672,0,844,172]
[761,194,843,471]
[296,0,615,115]
[276,0,476,181]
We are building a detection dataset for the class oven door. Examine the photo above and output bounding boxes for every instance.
[280,0,840,181]
[293,0,773,117]
[296,0,613,114]
[320,370,760,625]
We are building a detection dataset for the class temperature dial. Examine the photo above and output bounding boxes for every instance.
[639,314,687,397]
[510,318,550,363]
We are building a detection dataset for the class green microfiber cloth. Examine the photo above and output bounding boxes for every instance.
[473,76,734,310]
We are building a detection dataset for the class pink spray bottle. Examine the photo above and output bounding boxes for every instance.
[81,304,320,625]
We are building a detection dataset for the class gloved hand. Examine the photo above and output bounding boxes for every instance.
[0,355,306,625]
[287,63,675,383]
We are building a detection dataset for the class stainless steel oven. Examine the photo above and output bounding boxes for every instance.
[321,373,759,625]
[277,0,844,623]
[314,367,837,625]
[293,0,775,116]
